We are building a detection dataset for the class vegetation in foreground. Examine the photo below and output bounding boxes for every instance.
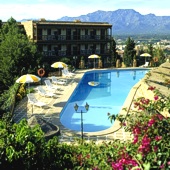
[0,86,170,169]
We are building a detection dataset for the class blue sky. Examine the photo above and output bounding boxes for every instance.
[1,0,170,21]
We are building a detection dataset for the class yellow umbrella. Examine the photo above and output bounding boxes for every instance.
[88,54,100,68]
[16,74,40,83]
[16,74,41,93]
[51,62,67,68]
[51,62,67,76]
[140,53,151,62]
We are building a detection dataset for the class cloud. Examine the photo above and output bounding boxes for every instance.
[0,3,103,21]
[1,0,170,21]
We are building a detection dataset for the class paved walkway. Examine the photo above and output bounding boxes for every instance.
[13,69,133,143]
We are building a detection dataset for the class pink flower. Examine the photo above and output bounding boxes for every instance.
[144,99,150,105]
[157,114,164,120]
[154,146,158,152]
[148,86,156,91]
[133,126,141,135]
[160,164,164,169]
[155,136,162,141]
[138,106,144,110]
[122,122,126,126]
[134,102,140,106]
[148,119,155,127]
[111,162,123,170]
[140,98,146,104]
[133,135,138,144]
[138,135,151,154]
[154,95,159,100]
[142,136,150,145]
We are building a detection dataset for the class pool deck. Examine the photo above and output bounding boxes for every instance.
[13,62,170,143]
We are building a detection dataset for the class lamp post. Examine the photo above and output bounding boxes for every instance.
[74,102,89,142]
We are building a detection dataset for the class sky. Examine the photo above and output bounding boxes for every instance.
[1,0,170,21]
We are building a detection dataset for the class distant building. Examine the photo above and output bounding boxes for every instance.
[21,19,113,68]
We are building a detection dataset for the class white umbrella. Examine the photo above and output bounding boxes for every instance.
[88,54,100,68]
[140,53,151,63]
[16,74,41,93]
[51,62,67,68]
[51,62,67,76]
[16,74,40,83]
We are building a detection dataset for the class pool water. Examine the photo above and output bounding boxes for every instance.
[60,69,149,132]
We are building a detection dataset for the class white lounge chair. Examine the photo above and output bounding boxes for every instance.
[37,86,57,98]
[62,69,73,78]
[63,68,75,76]
[27,93,48,108]
[140,62,149,68]
[44,79,61,92]
[51,76,67,85]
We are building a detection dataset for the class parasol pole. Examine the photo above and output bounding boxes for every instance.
[94,58,95,68]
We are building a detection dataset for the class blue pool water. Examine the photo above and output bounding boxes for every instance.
[60,69,149,132]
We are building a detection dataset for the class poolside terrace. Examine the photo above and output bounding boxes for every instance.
[13,62,170,143]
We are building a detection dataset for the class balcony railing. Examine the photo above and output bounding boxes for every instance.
[37,35,111,41]
[42,49,109,57]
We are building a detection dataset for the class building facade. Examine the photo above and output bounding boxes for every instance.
[21,19,113,68]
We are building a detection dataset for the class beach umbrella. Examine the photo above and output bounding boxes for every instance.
[140,53,151,62]
[16,74,41,92]
[16,74,40,83]
[51,62,67,75]
[51,61,67,68]
[88,54,100,68]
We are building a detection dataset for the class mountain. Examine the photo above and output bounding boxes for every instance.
[57,9,170,35]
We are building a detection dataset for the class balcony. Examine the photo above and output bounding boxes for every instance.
[43,50,66,57]
[80,49,100,55]
[43,51,56,56]
[43,49,110,57]
[37,35,111,41]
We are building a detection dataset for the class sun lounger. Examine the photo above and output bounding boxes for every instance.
[37,86,57,98]
[62,69,74,78]
[140,62,149,68]
[27,93,48,108]
[63,68,75,77]
[44,79,61,92]
[51,76,67,85]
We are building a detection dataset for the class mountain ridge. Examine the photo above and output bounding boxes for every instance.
[57,9,170,35]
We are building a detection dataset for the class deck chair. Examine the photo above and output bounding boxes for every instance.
[51,76,67,85]
[143,62,149,67]
[44,79,61,92]
[37,86,57,98]
[27,93,48,108]
[62,69,72,78]
[63,68,75,77]
[140,62,149,68]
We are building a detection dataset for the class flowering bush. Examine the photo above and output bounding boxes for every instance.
[1,86,169,169]
[115,86,170,169]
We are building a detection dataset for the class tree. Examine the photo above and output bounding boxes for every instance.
[153,46,166,65]
[0,17,41,90]
[147,43,154,57]
[111,38,118,66]
[123,37,136,67]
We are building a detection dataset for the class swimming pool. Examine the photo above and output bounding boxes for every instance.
[60,69,149,132]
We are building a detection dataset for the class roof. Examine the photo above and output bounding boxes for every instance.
[21,19,112,27]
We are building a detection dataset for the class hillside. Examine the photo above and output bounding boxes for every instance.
[57,9,170,35]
